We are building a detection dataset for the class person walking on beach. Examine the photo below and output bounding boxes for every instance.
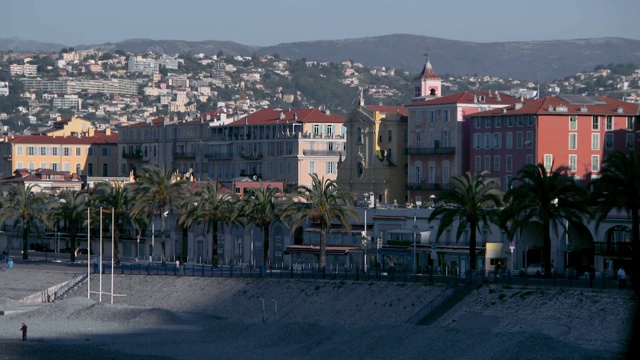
[20,323,27,341]
[618,266,627,289]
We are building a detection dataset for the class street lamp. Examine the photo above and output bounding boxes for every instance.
[413,216,417,275]
[509,241,515,271]
[136,234,140,262]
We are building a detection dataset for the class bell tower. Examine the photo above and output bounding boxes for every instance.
[412,53,441,101]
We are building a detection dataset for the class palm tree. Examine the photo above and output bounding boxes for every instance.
[0,184,48,260]
[501,163,590,276]
[285,174,359,269]
[179,181,239,265]
[47,190,89,262]
[428,171,502,272]
[590,151,640,281]
[240,183,283,267]
[130,165,185,262]
[91,181,132,263]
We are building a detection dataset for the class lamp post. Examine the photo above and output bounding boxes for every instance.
[509,241,515,272]
[136,234,140,262]
[413,216,417,275]
[362,208,368,272]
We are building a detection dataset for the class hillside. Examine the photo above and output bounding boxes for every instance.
[3,34,639,81]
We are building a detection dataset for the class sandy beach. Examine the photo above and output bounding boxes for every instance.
[0,264,635,359]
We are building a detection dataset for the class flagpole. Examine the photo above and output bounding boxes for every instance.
[111,207,115,304]
[99,207,103,303]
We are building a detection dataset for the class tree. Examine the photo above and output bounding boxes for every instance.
[179,181,239,265]
[91,181,132,263]
[285,174,359,269]
[240,183,283,266]
[47,190,89,262]
[590,151,640,279]
[130,165,185,262]
[428,171,502,272]
[501,164,590,276]
[0,184,48,260]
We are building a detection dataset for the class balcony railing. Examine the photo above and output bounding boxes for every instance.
[122,151,143,159]
[405,147,455,155]
[594,242,633,257]
[204,152,234,159]
[240,152,263,160]
[406,182,452,191]
[173,151,196,159]
[303,149,342,156]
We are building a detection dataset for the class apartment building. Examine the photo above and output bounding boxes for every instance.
[0,129,119,178]
[21,78,138,96]
[127,56,159,75]
[466,94,640,189]
[405,91,519,203]
[117,108,346,189]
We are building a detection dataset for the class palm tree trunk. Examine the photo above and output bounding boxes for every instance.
[211,221,219,266]
[263,225,270,267]
[469,222,477,271]
[181,226,188,264]
[70,231,77,263]
[22,225,29,260]
[543,218,552,277]
[160,209,166,263]
[319,228,327,269]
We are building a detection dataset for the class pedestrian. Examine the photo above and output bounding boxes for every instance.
[20,323,27,341]
[618,266,627,289]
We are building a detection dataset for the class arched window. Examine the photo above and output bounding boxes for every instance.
[357,127,362,144]
[75,163,82,175]
[430,88,436,96]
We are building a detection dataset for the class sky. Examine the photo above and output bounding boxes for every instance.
[3,0,639,47]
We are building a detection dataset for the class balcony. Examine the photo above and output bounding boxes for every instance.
[122,151,143,159]
[405,146,455,155]
[173,151,196,159]
[303,149,342,156]
[406,182,451,191]
[204,152,233,160]
[240,152,263,160]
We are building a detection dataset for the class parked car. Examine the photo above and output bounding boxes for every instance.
[519,263,555,277]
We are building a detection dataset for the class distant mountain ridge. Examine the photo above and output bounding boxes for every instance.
[2,34,639,81]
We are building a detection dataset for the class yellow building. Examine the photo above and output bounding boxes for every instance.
[337,95,408,207]
[41,116,95,137]
[0,130,118,179]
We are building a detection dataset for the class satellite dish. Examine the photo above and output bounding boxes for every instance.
[252,175,258,181]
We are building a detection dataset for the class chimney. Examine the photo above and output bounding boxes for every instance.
[105,128,112,136]
[325,108,330,115]
[294,113,298,121]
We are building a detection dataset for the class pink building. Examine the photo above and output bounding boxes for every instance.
[466,94,640,190]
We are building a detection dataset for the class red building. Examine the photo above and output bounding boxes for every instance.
[466,94,639,190]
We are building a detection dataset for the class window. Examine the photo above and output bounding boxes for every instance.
[516,132,523,149]
[429,111,435,123]
[527,116,534,126]
[27,146,35,156]
[517,116,523,127]
[357,127,362,144]
[591,155,600,172]
[606,116,613,131]
[486,118,492,128]
[88,163,93,176]
[506,155,513,172]
[64,163,70,171]
[28,162,34,170]
[475,156,481,172]
[526,154,534,165]
[52,147,58,156]
[569,155,577,172]
[474,117,481,129]
[309,161,315,175]
[605,133,614,150]
[493,133,501,149]
[40,147,47,156]
[40,162,46,169]
[507,116,514,127]
[506,132,513,149]
[569,116,577,130]
[591,133,600,150]
[495,117,501,128]
[505,175,513,191]
[483,133,490,149]
[569,133,577,150]
[627,117,634,131]
[473,133,480,149]
[51,163,58,171]
[544,154,553,172]
[313,124,320,135]
[484,156,491,171]
[76,163,81,174]
[441,131,450,147]
[388,130,392,142]
[63,147,70,156]
[326,161,337,174]
[76,147,81,156]
[442,162,450,183]
[443,110,450,123]
[592,116,599,130]
[102,148,110,156]
[627,133,635,150]
[88,148,94,156]
[102,163,109,176]
[526,131,533,148]
[416,131,422,148]
[494,155,500,171]
[17,162,23,169]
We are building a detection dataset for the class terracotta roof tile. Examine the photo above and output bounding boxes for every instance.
[365,105,409,117]
[225,108,345,127]
[8,133,119,145]
[407,91,520,107]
